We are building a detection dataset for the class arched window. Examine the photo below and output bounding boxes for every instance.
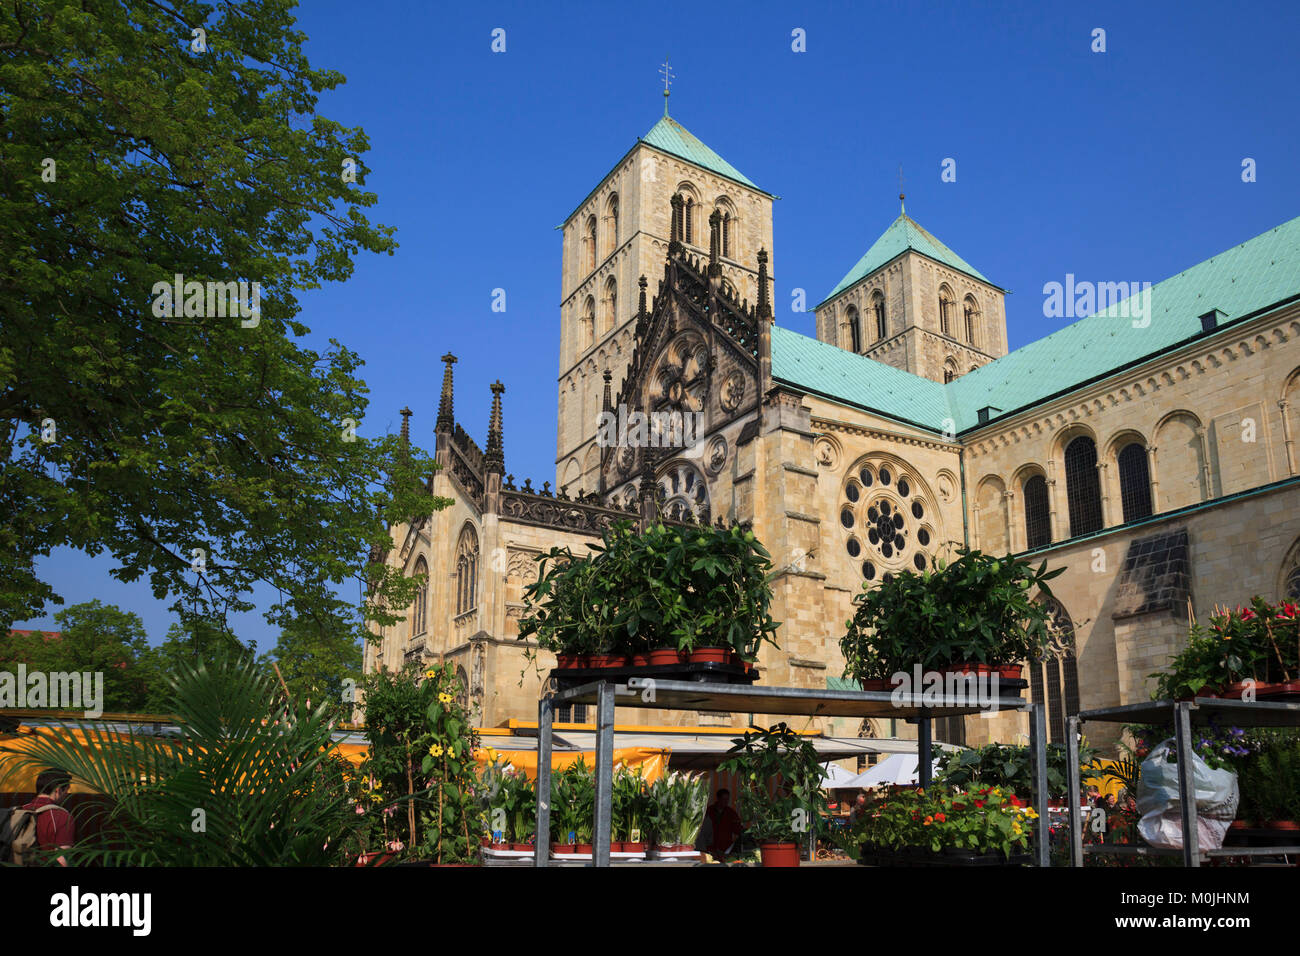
[602,277,617,336]
[1283,539,1300,600]
[411,556,428,637]
[943,369,954,384]
[938,285,954,336]
[581,296,595,350]
[455,665,469,709]
[607,194,618,255]
[943,359,957,384]
[846,306,861,353]
[1023,474,1051,549]
[586,216,597,272]
[963,295,980,346]
[684,198,694,244]
[455,525,479,616]
[722,212,731,257]
[872,292,886,339]
[1029,599,1080,744]
[1117,442,1153,522]
[1064,435,1103,537]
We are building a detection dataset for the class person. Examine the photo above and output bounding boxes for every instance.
[846,792,868,826]
[20,768,75,866]
[704,789,744,860]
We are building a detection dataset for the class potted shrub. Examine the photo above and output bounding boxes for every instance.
[840,548,1063,685]
[518,521,781,674]
[718,724,827,867]
[648,771,708,852]
[1151,599,1300,700]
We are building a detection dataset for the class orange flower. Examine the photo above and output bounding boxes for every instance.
[934,812,946,822]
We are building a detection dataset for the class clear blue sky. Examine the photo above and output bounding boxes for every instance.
[20,0,1300,649]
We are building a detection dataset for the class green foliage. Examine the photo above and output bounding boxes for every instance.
[1150,598,1300,699]
[840,548,1064,680]
[852,785,1037,857]
[646,771,708,847]
[355,662,479,862]
[1235,732,1300,824]
[718,723,827,843]
[518,521,780,661]
[935,741,1101,801]
[135,618,252,713]
[1,600,154,712]
[270,617,362,713]
[4,648,359,865]
[0,0,451,642]
[611,764,651,841]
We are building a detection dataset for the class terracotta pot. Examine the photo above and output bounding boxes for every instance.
[1229,820,1253,830]
[490,841,510,851]
[574,843,593,854]
[555,654,580,669]
[689,646,729,664]
[859,678,894,692]
[995,664,1022,680]
[587,654,628,668]
[622,842,647,853]
[759,842,801,867]
[551,842,575,854]
[510,843,533,853]
[943,662,997,675]
[670,843,695,853]
[1265,820,1300,831]
[630,653,651,667]
[609,842,623,853]
[649,648,686,666]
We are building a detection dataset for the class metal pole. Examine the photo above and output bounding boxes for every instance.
[534,693,553,868]
[1174,701,1201,867]
[1030,702,1049,867]
[1067,715,1083,868]
[593,681,616,867]
[917,709,932,789]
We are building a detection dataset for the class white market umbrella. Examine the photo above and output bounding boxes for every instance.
[819,761,861,789]
[841,754,941,789]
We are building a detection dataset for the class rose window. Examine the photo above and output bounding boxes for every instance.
[651,332,709,415]
[840,457,937,583]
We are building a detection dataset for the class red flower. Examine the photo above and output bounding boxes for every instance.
[1241,608,1255,620]
[974,799,985,808]
[934,812,946,822]
[1008,794,1023,807]
[1279,603,1298,619]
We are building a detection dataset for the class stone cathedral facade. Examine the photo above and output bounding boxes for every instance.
[366,106,1300,749]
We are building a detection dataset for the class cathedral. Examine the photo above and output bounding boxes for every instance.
[365,102,1300,750]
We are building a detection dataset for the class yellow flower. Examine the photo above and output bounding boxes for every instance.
[424,668,437,679]
[438,692,453,705]
[429,744,444,758]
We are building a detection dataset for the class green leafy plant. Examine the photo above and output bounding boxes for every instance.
[3,649,360,865]
[518,521,780,663]
[852,785,1038,858]
[718,723,827,843]
[612,764,650,842]
[935,741,1101,800]
[1150,598,1300,699]
[647,771,708,847]
[1238,732,1300,824]
[840,548,1064,680]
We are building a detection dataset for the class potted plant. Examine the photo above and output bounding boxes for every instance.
[648,771,708,852]
[612,764,650,853]
[1238,733,1300,830]
[852,786,1038,865]
[718,723,827,867]
[840,548,1063,685]
[519,521,781,675]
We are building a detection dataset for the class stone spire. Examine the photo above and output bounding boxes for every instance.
[436,353,457,433]
[399,406,412,458]
[638,274,648,318]
[485,381,505,474]
[602,369,613,415]
[669,193,683,256]
[756,248,771,321]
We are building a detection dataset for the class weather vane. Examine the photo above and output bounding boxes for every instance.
[660,56,674,115]
[898,164,906,214]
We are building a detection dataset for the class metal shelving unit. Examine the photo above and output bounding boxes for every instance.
[533,676,1050,867]
[1066,697,1300,867]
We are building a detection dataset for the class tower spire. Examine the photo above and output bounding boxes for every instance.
[756,247,771,321]
[898,163,906,216]
[485,381,505,474]
[399,406,412,457]
[436,353,457,432]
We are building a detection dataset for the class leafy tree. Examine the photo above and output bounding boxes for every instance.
[135,618,252,713]
[0,2,447,642]
[270,616,362,712]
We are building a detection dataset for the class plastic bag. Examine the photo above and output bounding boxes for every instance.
[1136,738,1239,850]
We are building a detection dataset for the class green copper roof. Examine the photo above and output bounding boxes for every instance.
[822,214,995,305]
[771,325,954,432]
[640,115,763,193]
[776,214,1300,433]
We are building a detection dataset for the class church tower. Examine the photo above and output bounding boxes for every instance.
[555,88,775,496]
[813,204,1009,384]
